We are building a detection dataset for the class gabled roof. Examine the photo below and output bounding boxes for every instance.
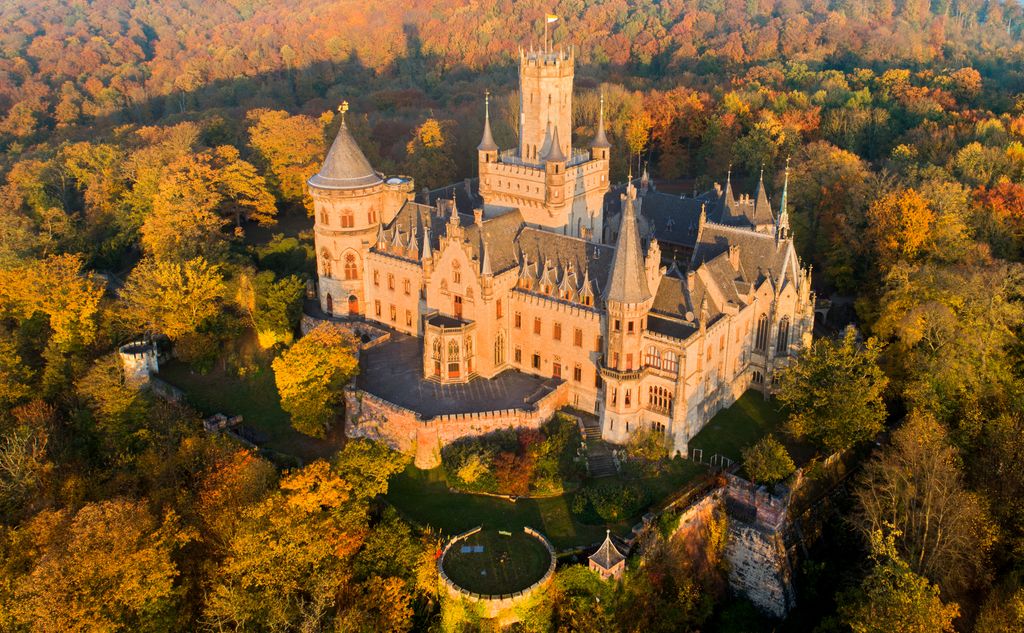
[589,530,625,570]
[308,123,383,190]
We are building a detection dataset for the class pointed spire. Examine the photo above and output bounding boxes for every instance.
[592,92,610,149]
[480,232,492,276]
[421,223,432,263]
[722,164,734,205]
[605,184,652,304]
[477,89,498,152]
[539,120,553,161]
[544,125,567,162]
[776,157,791,242]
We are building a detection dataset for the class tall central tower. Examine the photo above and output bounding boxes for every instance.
[518,47,573,163]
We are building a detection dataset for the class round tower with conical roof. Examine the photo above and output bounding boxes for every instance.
[309,104,413,316]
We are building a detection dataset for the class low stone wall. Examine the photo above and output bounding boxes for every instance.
[345,379,569,468]
[300,315,391,350]
[438,526,557,623]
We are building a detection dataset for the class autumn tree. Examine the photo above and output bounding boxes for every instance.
[6,499,192,633]
[236,270,305,348]
[120,256,226,341]
[272,323,359,437]
[742,436,795,486]
[0,401,53,515]
[247,109,330,213]
[865,188,935,266]
[855,412,995,597]
[403,118,457,189]
[778,328,888,453]
[839,530,959,633]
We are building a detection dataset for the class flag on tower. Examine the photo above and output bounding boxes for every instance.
[546,14,558,23]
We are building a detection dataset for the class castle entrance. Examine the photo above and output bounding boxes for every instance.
[348,295,359,315]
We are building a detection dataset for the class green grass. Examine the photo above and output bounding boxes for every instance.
[687,390,786,463]
[441,529,552,595]
[157,339,341,463]
[386,460,705,550]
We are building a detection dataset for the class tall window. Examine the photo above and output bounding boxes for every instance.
[448,340,460,378]
[321,249,332,277]
[340,209,354,228]
[645,346,661,368]
[496,299,503,318]
[387,274,395,290]
[755,314,770,353]
[553,322,562,341]
[662,351,679,373]
[320,209,329,225]
[574,328,583,347]
[776,317,790,355]
[373,271,379,286]
[452,261,461,284]
[403,279,411,295]
[648,385,673,414]
[573,365,582,382]
[514,312,522,328]
[494,331,505,365]
[344,253,358,280]
[534,317,541,335]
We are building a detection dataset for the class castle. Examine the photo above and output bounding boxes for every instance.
[310,43,814,459]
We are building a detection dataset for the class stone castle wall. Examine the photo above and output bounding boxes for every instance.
[345,379,569,469]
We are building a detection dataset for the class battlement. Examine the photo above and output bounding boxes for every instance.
[520,46,574,68]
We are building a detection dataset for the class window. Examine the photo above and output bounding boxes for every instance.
[624,389,631,406]
[495,332,505,365]
[755,314,770,353]
[573,365,582,382]
[611,388,617,406]
[646,346,661,367]
[583,294,593,307]
[454,295,463,318]
[389,305,397,321]
[403,279,411,295]
[368,209,377,223]
[752,370,764,385]
[496,300,503,318]
[532,353,541,369]
[626,353,633,370]
[574,328,583,347]
[614,319,621,332]
[534,317,541,335]
[663,351,679,373]
[452,260,461,284]
[374,300,381,317]
[344,253,358,280]
[373,270,379,286]
[553,322,562,341]
[612,352,619,368]
[340,209,354,228]
[596,335,603,351]
[553,362,561,379]
[448,340,460,378]
[387,274,395,290]
[627,320,634,333]
[514,312,522,328]
[320,209,329,225]
[514,346,522,364]
[648,385,673,414]
[776,317,790,355]
[406,310,412,327]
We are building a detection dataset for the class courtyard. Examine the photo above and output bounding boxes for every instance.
[441,528,553,596]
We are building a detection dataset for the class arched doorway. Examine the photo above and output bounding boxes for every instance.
[348,295,359,315]
[325,293,333,314]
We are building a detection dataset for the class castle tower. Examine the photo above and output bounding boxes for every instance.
[310,104,413,316]
[601,181,656,441]
[518,47,573,162]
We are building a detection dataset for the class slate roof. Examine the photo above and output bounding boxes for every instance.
[605,187,652,304]
[515,227,615,306]
[589,530,625,570]
[308,123,383,190]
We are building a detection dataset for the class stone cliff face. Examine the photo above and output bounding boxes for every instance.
[724,522,796,618]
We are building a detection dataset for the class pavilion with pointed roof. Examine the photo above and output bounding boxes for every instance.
[589,530,626,580]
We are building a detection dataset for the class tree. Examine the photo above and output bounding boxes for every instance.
[0,401,52,515]
[742,436,795,486]
[120,256,226,341]
[550,565,615,632]
[778,328,889,453]
[855,412,995,598]
[237,271,304,348]
[403,118,457,189]
[0,336,31,408]
[247,109,330,213]
[271,323,359,437]
[627,427,671,466]
[839,530,959,633]
[865,188,935,266]
[975,581,1024,633]
[7,499,192,633]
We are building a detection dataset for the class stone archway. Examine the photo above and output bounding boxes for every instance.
[325,293,333,314]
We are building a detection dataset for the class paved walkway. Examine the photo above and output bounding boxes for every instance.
[357,333,560,418]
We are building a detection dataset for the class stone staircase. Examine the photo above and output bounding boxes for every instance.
[580,416,618,478]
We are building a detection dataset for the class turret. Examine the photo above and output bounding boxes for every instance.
[544,125,568,212]
[776,158,790,242]
[477,90,498,164]
[591,93,611,161]
[603,179,653,371]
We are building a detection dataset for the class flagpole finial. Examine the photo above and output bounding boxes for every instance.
[338,100,349,126]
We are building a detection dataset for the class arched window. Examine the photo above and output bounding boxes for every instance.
[340,208,354,228]
[432,338,442,360]
[648,385,673,414]
[452,260,461,284]
[448,340,460,362]
[321,249,332,277]
[755,314,770,353]
[776,317,790,356]
[645,346,661,368]
[494,331,505,365]
[662,351,679,373]
[344,253,358,280]
[752,370,764,385]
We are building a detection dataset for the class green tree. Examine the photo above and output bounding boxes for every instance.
[403,118,457,189]
[778,328,888,453]
[742,436,795,486]
[271,323,359,437]
[237,271,304,348]
[120,256,226,341]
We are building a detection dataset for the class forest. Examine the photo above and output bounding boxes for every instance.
[3,0,1024,631]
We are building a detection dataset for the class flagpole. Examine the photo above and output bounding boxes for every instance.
[544,19,548,53]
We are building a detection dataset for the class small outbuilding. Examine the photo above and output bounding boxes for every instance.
[589,530,626,581]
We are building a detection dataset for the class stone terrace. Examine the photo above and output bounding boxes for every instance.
[357,333,560,418]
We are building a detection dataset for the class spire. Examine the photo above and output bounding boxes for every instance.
[421,223,432,263]
[754,165,770,215]
[477,90,498,152]
[544,125,567,162]
[480,232,492,276]
[776,157,790,241]
[308,102,383,190]
[375,223,385,248]
[592,92,610,149]
[539,120,553,161]
[605,184,652,304]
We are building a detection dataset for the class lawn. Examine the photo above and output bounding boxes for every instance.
[441,529,552,595]
[386,460,705,550]
[687,390,786,463]
[157,335,342,464]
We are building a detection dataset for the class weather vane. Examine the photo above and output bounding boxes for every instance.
[338,100,349,126]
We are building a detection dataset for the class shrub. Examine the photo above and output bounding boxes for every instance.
[742,436,796,486]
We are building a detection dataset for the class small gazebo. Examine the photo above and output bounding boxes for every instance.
[588,530,626,581]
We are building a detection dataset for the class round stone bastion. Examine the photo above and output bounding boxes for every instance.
[438,526,557,621]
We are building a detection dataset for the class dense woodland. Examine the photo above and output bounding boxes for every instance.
[3,0,1024,631]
